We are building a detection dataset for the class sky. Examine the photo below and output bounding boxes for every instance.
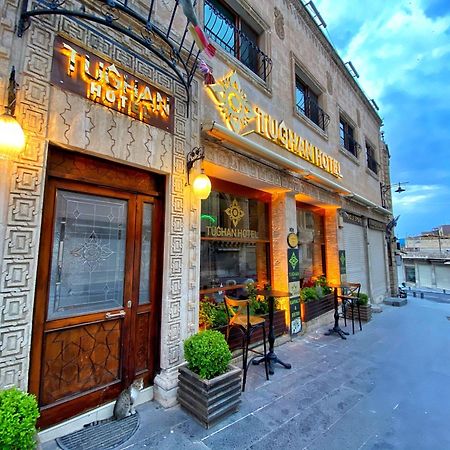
[314,0,450,238]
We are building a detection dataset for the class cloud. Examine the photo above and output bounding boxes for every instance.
[314,0,450,237]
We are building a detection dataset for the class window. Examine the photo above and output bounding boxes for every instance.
[295,77,329,131]
[204,0,271,80]
[366,142,378,174]
[297,205,325,284]
[200,185,271,300]
[339,117,359,157]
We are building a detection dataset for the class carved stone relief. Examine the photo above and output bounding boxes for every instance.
[274,7,285,40]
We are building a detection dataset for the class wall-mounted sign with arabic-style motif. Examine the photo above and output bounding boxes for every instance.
[51,36,174,133]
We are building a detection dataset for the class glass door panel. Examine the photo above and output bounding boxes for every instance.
[138,202,153,305]
[48,190,127,320]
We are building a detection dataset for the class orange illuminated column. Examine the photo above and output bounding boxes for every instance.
[324,207,340,286]
[270,192,298,326]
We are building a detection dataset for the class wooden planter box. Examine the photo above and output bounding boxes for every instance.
[345,304,372,322]
[178,365,242,428]
[216,309,287,350]
[301,294,334,322]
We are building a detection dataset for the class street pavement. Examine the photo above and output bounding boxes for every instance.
[43,294,450,450]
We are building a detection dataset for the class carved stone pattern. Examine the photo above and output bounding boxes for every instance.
[204,140,341,206]
[1,7,198,390]
[274,7,285,40]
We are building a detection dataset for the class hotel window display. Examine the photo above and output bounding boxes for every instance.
[200,186,270,297]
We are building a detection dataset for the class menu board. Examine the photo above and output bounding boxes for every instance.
[289,295,302,335]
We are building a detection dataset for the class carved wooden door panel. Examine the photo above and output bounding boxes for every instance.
[31,178,161,428]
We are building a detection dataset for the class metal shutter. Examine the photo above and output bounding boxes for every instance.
[368,229,388,302]
[435,266,450,290]
[417,263,432,288]
[343,222,369,294]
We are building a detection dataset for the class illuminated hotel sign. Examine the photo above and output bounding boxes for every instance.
[207,72,342,178]
[51,37,174,133]
[205,198,259,239]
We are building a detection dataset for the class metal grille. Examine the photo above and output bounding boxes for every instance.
[296,95,330,132]
[204,0,272,81]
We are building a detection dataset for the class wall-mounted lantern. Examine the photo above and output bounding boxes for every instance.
[186,146,211,200]
[0,67,26,160]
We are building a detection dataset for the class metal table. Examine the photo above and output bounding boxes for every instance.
[252,289,291,375]
[324,286,350,340]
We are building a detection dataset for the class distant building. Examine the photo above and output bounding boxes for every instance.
[398,225,450,290]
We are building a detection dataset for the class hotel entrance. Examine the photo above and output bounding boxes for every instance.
[30,148,165,427]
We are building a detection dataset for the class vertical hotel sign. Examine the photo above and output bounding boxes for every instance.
[51,36,174,133]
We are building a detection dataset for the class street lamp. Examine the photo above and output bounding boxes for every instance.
[186,146,211,200]
[0,67,26,160]
[380,182,408,208]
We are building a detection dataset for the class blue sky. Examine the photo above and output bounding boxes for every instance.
[314,0,450,238]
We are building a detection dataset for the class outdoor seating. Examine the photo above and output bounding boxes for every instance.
[223,295,269,391]
[340,282,362,334]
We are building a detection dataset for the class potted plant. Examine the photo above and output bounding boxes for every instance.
[178,330,242,428]
[300,276,334,322]
[345,292,372,322]
[0,387,40,450]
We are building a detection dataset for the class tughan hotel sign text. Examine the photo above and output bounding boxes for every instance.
[207,71,342,178]
[51,36,174,133]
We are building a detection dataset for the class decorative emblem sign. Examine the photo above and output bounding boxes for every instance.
[225,199,245,227]
[207,72,256,133]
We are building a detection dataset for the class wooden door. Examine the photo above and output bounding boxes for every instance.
[30,151,163,428]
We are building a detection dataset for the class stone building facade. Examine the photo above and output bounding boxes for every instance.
[0,0,395,438]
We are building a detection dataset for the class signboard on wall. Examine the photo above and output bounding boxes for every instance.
[288,248,300,282]
[51,36,174,133]
[339,250,346,275]
[289,295,302,336]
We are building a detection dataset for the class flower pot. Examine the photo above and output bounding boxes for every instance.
[345,304,372,322]
[301,294,334,322]
[178,364,242,428]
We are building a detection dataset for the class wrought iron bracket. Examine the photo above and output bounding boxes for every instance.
[17,0,202,116]
[186,146,205,185]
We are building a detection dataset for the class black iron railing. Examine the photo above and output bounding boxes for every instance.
[204,0,272,81]
[341,134,360,158]
[18,0,204,114]
[296,95,330,131]
[367,150,379,174]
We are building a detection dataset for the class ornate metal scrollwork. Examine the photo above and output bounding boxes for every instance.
[18,0,202,115]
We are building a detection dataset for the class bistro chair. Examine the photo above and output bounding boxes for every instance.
[223,295,269,391]
[339,282,362,335]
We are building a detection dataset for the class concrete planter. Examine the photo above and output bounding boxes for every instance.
[178,365,242,428]
[345,304,372,322]
[301,294,334,322]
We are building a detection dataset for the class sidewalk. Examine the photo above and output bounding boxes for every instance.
[43,296,450,449]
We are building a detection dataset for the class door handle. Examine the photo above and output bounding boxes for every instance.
[105,310,126,319]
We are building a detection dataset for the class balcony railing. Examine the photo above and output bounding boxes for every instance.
[204,0,272,81]
[341,135,360,158]
[296,95,330,132]
[367,152,379,174]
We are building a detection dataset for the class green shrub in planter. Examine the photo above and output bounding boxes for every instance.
[0,387,39,450]
[300,287,319,303]
[356,292,369,306]
[184,330,232,380]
